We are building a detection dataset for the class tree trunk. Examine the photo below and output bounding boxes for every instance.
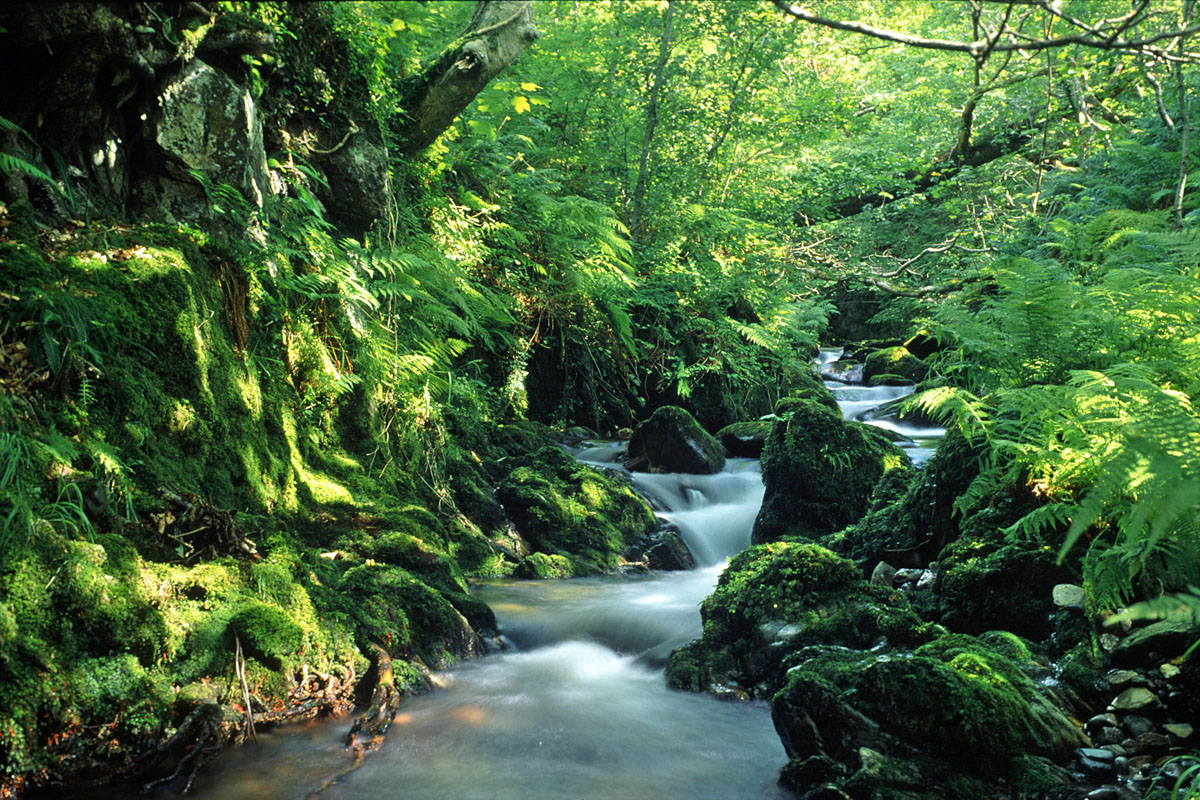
[394,1,539,155]
[630,0,676,241]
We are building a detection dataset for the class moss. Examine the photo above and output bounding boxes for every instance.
[226,603,304,670]
[496,445,656,573]
[863,346,928,384]
[335,563,475,667]
[771,635,1085,789]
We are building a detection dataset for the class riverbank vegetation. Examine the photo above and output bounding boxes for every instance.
[2,1,1200,797]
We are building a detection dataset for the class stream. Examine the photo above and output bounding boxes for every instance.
[158,352,944,800]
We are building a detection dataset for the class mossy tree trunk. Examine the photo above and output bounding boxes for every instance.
[394,0,539,155]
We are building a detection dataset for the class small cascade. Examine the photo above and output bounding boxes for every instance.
[817,347,946,466]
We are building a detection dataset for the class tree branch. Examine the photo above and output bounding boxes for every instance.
[771,0,1200,62]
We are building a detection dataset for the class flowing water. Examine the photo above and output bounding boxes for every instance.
[147,352,942,800]
[175,460,790,800]
[817,347,945,466]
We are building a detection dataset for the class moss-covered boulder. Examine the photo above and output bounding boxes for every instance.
[772,634,1086,798]
[496,445,658,575]
[863,345,928,385]
[936,534,1075,642]
[752,395,907,544]
[336,564,482,669]
[819,426,988,572]
[715,420,773,458]
[666,543,938,695]
[624,405,725,474]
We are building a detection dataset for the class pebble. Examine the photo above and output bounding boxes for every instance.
[1085,788,1138,800]
[1161,662,1181,679]
[1076,747,1116,775]
[1164,722,1194,739]
[1108,687,1159,711]
[1131,732,1169,753]
[1086,712,1119,733]
[1106,669,1139,685]
[1123,715,1157,737]
[1053,583,1087,608]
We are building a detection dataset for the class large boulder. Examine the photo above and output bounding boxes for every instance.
[497,446,658,575]
[772,634,1087,798]
[144,59,276,222]
[666,543,938,696]
[752,395,907,544]
[624,405,725,474]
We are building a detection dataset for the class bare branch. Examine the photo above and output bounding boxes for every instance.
[771,0,1200,62]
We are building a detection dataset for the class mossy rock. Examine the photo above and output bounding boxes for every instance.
[752,395,907,544]
[625,405,725,474]
[227,603,305,670]
[497,445,657,573]
[666,543,938,694]
[936,532,1073,642]
[515,552,576,579]
[715,420,773,458]
[770,635,1086,796]
[336,564,481,667]
[863,346,928,384]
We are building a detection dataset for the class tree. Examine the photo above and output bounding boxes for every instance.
[395,1,540,155]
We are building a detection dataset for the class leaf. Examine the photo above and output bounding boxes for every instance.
[512,96,531,114]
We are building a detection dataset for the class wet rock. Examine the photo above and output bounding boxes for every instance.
[1110,619,1200,667]
[714,420,772,458]
[625,405,725,474]
[1076,747,1117,776]
[1109,687,1160,712]
[1053,583,1087,608]
[560,425,601,445]
[635,526,696,571]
